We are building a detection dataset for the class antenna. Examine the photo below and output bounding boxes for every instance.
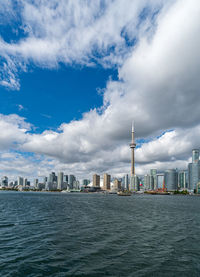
[132,121,134,132]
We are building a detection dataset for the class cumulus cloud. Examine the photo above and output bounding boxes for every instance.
[0,112,198,179]
[0,114,31,150]
[0,0,165,89]
[117,0,200,133]
[0,151,57,182]
[0,117,197,179]
[0,0,200,179]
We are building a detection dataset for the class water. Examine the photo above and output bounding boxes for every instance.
[0,192,200,277]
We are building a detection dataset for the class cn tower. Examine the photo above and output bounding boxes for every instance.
[130,122,136,176]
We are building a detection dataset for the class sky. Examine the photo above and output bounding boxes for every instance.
[0,0,200,181]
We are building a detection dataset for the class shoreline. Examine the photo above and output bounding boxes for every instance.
[0,188,198,196]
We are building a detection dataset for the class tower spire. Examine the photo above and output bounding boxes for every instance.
[132,121,134,133]
[130,121,136,176]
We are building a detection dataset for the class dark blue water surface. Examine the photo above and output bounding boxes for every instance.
[0,192,200,277]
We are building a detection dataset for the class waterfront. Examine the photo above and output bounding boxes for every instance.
[0,192,200,276]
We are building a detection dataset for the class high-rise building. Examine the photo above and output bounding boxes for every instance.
[196,182,200,194]
[164,169,178,191]
[46,172,57,190]
[23,178,27,186]
[157,173,164,189]
[73,180,80,190]
[124,174,129,190]
[63,175,68,183]
[83,179,90,186]
[8,182,14,188]
[62,175,68,190]
[149,174,153,190]
[178,170,188,189]
[1,176,8,187]
[130,122,136,176]
[18,176,23,186]
[103,173,111,190]
[130,175,140,191]
[69,175,76,189]
[144,174,153,190]
[192,149,199,163]
[150,169,157,175]
[150,169,157,190]
[37,183,45,190]
[93,174,100,187]
[48,172,56,183]
[113,179,121,191]
[34,178,39,187]
[188,149,200,191]
[188,163,200,191]
[57,172,64,190]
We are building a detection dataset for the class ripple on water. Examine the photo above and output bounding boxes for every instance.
[0,192,200,277]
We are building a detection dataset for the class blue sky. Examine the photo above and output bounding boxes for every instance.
[0,15,118,131]
[0,64,117,132]
[0,0,199,180]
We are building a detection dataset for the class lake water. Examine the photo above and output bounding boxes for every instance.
[0,191,200,276]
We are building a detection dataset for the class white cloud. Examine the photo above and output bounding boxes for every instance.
[0,114,31,150]
[0,54,20,90]
[0,151,54,182]
[17,104,24,111]
[99,0,200,138]
[0,0,165,89]
[0,0,200,179]
[0,112,198,179]
[41,113,52,119]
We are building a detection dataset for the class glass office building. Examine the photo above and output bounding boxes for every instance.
[164,169,178,191]
[188,149,200,191]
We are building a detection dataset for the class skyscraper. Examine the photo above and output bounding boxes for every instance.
[124,174,129,190]
[144,174,153,190]
[157,173,164,189]
[93,174,100,187]
[69,175,76,189]
[113,179,121,191]
[178,170,188,189]
[130,175,140,191]
[150,169,157,190]
[57,172,64,190]
[63,175,68,183]
[188,149,200,191]
[130,122,136,176]
[73,180,80,190]
[23,178,27,186]
[48,172,56,183]
[18,176,23,186]
[46,172,57,190]
[103,173,111,190]
[34,178,39,187]
[192,149,199,163]
[1,176,8,187]
[164,169,178,191]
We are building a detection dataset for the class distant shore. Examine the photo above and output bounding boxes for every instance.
[0,188,197,196]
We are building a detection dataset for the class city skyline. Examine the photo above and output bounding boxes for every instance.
[0,122,199,186]
[1,2,200,277]
[0,1,200,180]
[1,147,200,193]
